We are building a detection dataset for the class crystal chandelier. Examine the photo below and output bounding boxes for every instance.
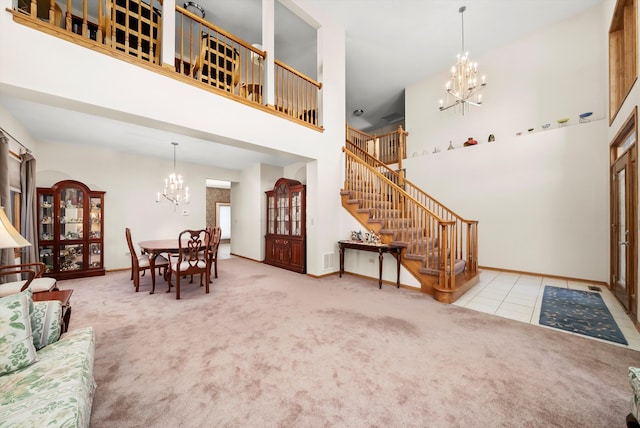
[438,5,486,115]
[156,142,189,209]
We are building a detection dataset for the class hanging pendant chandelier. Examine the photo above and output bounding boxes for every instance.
[156,142,189,209]
[438,5,486,115]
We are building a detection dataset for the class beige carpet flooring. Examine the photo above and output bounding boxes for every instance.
[61,258,640,427]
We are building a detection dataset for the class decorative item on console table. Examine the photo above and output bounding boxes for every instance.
[37,180,105,280]
[264,178,306,273]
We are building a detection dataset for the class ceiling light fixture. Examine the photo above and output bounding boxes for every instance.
[156,142,189,210]
[353,109,364,116]
[438,5,486,115]
[183,1,205,19]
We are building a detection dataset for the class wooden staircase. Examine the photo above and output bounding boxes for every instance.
[341,126,479,303]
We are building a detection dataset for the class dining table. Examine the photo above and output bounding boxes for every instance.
[138,239,186,294]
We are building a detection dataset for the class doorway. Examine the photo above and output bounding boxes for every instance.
[610,107,638,320]
[216,202,231,241]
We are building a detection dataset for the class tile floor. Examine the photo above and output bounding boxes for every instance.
[454,268,640,351]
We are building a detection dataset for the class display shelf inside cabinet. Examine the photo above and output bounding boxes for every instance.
[37,180,105,280]
[264,178,306,273]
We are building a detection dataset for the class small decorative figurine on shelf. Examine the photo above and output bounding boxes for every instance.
[447,140,454,150]
[488,134,495,142]
[464,137,478,147]
[579,112,593,123]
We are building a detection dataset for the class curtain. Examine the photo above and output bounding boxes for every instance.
[20,153,37,264]
[0,131,15,279]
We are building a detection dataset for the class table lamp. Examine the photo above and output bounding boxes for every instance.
[0,206,31,249]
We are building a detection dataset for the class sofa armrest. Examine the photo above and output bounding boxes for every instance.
[31,300,63,350]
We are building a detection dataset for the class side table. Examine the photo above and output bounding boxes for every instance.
[338,240,402,289]
[33,289,73,333]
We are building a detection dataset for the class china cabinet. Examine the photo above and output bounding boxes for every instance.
[264,178,306,273]
[37,180,105,280]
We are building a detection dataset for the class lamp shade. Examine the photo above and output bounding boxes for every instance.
[0,207,31,249]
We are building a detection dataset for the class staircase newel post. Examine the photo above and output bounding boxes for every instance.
[397,126,405,188]
[439,222,449,290]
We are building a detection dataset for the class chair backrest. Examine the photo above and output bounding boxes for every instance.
[205,226,222,260]
[197,35,240,91]
[124,228,139,267]
[111,0,162,63]
[177,229,210,274]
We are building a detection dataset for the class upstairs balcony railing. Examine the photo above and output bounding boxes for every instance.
[346,125,408,165]
[12,0,322,128]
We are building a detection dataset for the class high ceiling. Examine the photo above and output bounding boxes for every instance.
[0,0,605,168]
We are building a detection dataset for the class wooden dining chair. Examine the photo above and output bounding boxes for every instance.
[125,228,169,293]
[192,226,222,285]
[208,226,222,279]
[168,229,211,300]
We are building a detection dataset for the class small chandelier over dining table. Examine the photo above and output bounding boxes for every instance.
[156,142,189,209]
[438,5,486,116]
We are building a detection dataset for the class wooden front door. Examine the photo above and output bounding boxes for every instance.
[610,108,638,320]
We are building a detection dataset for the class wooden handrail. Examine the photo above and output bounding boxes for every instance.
[273,59,322,89]
[343,144,478,291]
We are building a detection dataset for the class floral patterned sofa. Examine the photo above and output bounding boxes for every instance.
[0,288,96,427]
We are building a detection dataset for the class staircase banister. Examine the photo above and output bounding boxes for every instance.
[346,124,375,142]
[344,148,446,223]
[342,145,399,176]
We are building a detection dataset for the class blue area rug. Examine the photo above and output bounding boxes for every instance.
[539,286,628,345]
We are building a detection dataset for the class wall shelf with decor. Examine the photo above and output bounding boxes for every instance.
[37,180,105,280]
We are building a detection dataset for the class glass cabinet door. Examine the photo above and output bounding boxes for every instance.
[276,184,289,235]
[39,193,54,241]
[39,245,54,273]
[59,186,84,240]
[291,190,302,236]
[267,195,275,234]
[89,243,102,268]
[89,197,102,239]
[60,244,83,272]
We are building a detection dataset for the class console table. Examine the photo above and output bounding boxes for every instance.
[33,289,73,333]
[338,240,402,289]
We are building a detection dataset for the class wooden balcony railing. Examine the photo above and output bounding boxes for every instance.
[346,125,408,165]
[274,59,321,127]
[13,0,321,128]
[175,6,265,101]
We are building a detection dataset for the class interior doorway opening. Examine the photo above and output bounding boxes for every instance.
[206,179,231,244]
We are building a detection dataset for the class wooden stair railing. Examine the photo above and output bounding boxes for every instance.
[342,146,479,303]
[346,124,408,166]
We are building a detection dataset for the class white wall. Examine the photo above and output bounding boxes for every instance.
[404,3,611,282]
